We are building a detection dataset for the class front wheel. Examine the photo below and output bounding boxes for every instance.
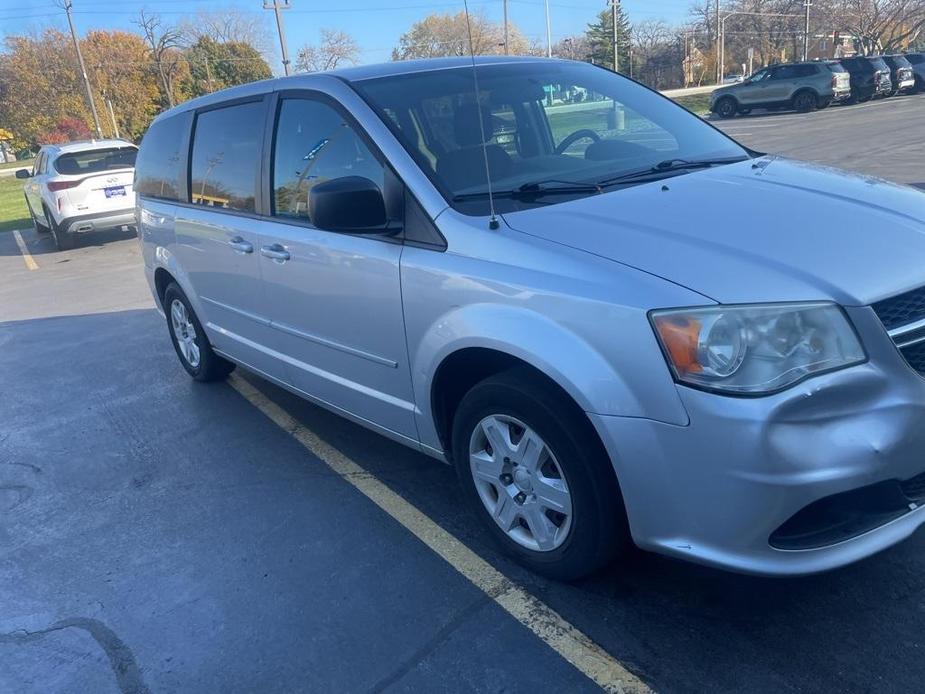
[163,283,235,382]
[452,368,629,581]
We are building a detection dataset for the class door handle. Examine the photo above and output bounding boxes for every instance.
[260,244,290,262]
[228,236,253,254]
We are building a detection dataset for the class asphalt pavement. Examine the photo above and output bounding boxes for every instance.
[2,93,925,693]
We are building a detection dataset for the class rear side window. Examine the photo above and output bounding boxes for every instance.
[135,113,191,201]
[794,64,818,77]
[55,147,137,175]
[771,65,797,79]
[190,101,264,212]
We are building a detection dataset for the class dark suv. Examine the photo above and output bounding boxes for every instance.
[710,61,850,118]
[883,55,916,94]
[905,53,925,92]
[840,56,893,101]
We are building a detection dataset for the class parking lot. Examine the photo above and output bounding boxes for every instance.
[2,93,925,693]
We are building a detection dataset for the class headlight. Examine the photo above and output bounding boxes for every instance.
[650,302,865,395]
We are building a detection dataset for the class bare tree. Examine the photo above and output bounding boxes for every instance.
[391,10,530,60]
[136,10,184,108]
[823,0,925,53]
[178,6,272,55]
[552,35,591,61]
[294,29,360,72]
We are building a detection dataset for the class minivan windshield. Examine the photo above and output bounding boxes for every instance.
[354,61,749,215]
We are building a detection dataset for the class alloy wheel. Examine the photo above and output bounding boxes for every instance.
[170,299,201,368]
[468,414,573,552]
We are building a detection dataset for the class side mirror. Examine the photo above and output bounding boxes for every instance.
[309,176,391,233]
[15,169,31,179]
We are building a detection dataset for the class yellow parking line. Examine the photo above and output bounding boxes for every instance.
[228,373,650,694]
[12,229,38,271]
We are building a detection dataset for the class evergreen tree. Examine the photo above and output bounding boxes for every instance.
[585,6,631,72]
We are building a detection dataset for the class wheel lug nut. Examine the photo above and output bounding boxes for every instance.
[500,473,513,485]
[503,457,510,464]
[515,492,526,504]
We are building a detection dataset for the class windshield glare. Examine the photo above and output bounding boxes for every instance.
[354,61,748,215]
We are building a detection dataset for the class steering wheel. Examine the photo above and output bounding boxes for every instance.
[555,129,601,155]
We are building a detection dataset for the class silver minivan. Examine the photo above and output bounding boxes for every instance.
[137,57,925,580]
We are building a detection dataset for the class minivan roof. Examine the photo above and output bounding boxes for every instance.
[148,56,568,126]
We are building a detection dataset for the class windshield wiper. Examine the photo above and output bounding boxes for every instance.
[453,179,601,202]
[597,156,749,186]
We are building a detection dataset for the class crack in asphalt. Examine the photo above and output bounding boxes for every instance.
[0,617,150,694]
[369,588,500,693]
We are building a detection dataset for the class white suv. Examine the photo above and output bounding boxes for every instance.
[16,139,138,250]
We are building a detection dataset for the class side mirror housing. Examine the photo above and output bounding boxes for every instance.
[309,176,390,233]
[15,169,31,179]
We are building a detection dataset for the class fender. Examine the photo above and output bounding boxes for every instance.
[411,303,690,451]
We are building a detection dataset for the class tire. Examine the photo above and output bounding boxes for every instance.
[817,98,831,109]
[47,210,75,251]
[163,283,235,382]
[25,197,49,234]
[714,96,737,119]
[792,90,817,113]
[451,367,629,581]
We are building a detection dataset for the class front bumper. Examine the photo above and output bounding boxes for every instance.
[590,305,925,576]
[897,78,916,91]
[60,208,136,235]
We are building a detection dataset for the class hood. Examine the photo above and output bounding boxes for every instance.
[503,158,925,306]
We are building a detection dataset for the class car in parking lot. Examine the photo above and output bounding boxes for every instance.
[904,53,925,91]
[840,56,893,101]
[137,56,925,580]
[883,55,916,94]
[710,61,849,118]
[16,139,138,250]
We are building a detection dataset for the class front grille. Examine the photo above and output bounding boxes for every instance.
[872,285,925,330]
[872,286,925,376]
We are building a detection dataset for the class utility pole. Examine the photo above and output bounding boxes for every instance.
[610,0,620,73]
[61,0,102,138]
[544,0,552,58]
[105,97,119,139]
[802,0,812,61]
[503,0,509,55]
[715,0,721,83]
[263,0,292,76]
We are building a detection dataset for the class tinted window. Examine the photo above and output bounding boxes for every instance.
[355,61,745,215]
[869,57,890,72]
[54,147,137,175]
[794,64,817,77]
[771,65,797,79]
[190,101,264,212]
[135,113,191,201]
[271,98,384,221]
[826,62,847,73]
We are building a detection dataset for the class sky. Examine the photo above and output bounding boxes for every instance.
[0,0,693,69]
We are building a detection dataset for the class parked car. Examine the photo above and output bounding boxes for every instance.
[710,61,849,118]
[904,52,925,91]
[840,55,893,101]
[821,60,852,107]
[16,139,137,251]
[138,56,925,580]
[722,74,745,84]
[882,55,916,94]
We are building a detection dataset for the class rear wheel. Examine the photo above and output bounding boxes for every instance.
[47,209,74,251]
[451,367,629,581]
[714,96,737,119]
[164,283,235,382]
[793,90,817,113]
